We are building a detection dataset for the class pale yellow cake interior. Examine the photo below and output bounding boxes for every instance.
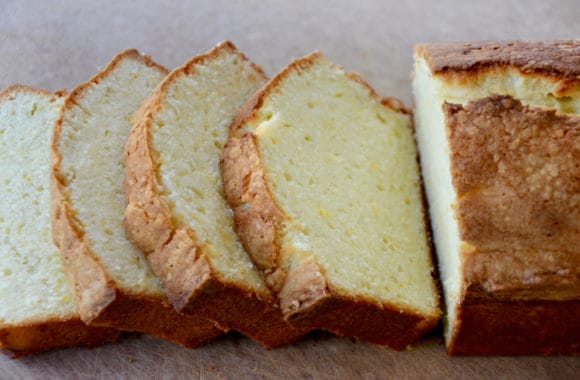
[152,49,268,291]
[58,58,166,295]
[412,56,580,342]
[0,91,76,325]
[245,58,439,315]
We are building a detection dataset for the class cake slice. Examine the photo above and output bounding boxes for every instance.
[51,50,222,347]
[0,85,118,357]
[123,41,306,347]
[413,40,580,355]
[220,52,440,349]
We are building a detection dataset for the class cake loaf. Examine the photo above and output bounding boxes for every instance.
[413,40,580,355]
[123,41,306,348]
[51,50,223,347]
[221,52,440,349]
[0,85,119,357]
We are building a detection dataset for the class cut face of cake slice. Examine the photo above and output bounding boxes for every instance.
[221,52,440,349]
[413,40,580,355]
[0,85,118,357]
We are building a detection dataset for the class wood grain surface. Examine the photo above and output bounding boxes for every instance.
[1,0,579,379]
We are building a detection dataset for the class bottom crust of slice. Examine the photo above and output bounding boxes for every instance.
[88,290,223,349]
[285,295,438,350]
[449,298,580,355]
[279,258,439,350]
[182,278,307,349]
[0,319,119,359]
[146,233,307,348]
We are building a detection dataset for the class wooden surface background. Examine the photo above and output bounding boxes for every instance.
[1,0,579,378]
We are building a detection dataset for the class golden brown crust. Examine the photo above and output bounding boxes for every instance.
[221,52,439,348]
[416,40,580,82]
[463,249,580,300]
[220,131,285,290]
[123,83,174,255]
[64,49,167,105]
[50,49,223,347]
[444,95,580,299]
[277,258,331,317]
[50,170,117,321]
[0,84,55,101]
[123,41,305,348]
[449,298,580,355]
[0,319,119,359]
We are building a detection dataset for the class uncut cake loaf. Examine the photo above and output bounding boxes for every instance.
[413,40,580,355]
[0,85,118,357]
[221,52,440,348]
[123,41,305,347]
[51,50,222,347]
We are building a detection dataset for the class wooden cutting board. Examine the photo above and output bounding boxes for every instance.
[1,0,578,378]
[2,333,579,379]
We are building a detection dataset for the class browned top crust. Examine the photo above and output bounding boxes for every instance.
[416,40,580,80]
[229,51,410,140]
[444,95,580,299]
[0,84,51,99]
[63,49,167,107]
[0,84,64,102]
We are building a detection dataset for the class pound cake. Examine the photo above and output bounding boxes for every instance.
[0,85,118,357]
[221,52,440,349]
[51,50,222,347]
[123,41,306,347]
[413,41,580,355]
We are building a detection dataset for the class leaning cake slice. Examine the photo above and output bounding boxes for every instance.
[0,85,118,357]
[51,50,222,347]
[123,41,306,348]
[221,52,440,349]
[413,40,579,355]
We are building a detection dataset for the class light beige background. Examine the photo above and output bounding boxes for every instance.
[1,0,579,378]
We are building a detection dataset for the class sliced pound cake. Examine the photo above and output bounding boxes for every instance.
[124,41,306,348]
[51,51,222,347]
[413,41,580,355]
[0,85,118,357]
[221,53,440,349]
